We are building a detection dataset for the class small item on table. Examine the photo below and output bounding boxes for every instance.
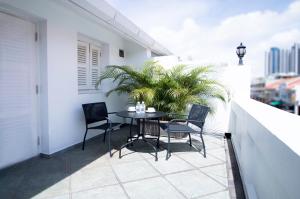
[128,106,136,112]
[146,107,156,113]
[136,102,141,113]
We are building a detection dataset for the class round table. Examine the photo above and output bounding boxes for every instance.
[116,111,166,120]
[116,111,166,161]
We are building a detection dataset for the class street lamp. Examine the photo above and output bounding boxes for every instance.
[236,42,246,65]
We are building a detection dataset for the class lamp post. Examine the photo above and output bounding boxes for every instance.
[236,42,246,65]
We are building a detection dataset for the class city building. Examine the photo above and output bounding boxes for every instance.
[279,49,290,73]
[271,47,280,73]
[251,77,266,102]
[265,43,300,76]
[251,74,300,113]
[290,43,300,74]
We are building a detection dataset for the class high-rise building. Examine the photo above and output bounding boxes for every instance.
[265,43,300,77]
[269,47,280,74]
[279,49,289,73]
[265,52,269,76]
[290,43,300,74]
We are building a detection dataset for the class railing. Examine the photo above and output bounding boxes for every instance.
[229,99,300,199]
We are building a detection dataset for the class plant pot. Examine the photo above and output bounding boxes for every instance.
[144,120,187,139]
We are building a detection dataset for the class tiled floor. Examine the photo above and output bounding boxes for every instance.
[0,126,234,199]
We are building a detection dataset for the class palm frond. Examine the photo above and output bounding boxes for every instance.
[97,62,228,115]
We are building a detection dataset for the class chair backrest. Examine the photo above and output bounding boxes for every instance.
[188,104,210,128]
[82,102,108,125]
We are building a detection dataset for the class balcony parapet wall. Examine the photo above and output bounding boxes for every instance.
[229,99,300,199]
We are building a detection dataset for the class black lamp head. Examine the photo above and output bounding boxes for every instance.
[236,42,246,65]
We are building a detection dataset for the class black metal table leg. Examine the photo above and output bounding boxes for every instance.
[118,114,164,161]
[141,118,158,161]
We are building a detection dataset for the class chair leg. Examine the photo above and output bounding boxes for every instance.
[129,119,134,146]
[166,132,171,160]
[157,119,161,148]
[129,118,133,139]
[108,129,112,157]
[200,129,206,158]
[103,129,107,142]
[82,129,88,150]
[188,132,192,146]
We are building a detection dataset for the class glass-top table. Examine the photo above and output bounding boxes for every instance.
[116,111,166,161]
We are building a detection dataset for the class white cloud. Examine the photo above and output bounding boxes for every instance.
[107,0,213,29]
[148,1,300,77]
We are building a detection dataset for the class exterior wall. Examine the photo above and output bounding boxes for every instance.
[124,39,152,69]
[0,0,150,155]
[229,99,300,199]
[204,64,250,134]
[153,55,251,134]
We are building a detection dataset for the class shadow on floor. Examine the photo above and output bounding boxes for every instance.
[0,126,132,199]
[0,126,205,199]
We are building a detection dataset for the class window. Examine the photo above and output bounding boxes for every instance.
[77,40,101,91]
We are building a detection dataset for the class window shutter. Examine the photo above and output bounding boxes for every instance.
[77,41,89,90]
[90,45,101,88]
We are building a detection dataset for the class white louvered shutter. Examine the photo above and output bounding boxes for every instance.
[77,41,89,90]
[90,45,101,89]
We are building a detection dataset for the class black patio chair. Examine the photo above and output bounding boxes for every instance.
[82,102,121,156]
[161,104,210,160]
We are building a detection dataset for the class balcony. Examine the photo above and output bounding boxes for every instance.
[1,98,300,199]
[0,126,241,199]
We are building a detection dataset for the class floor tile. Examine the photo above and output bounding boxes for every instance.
[167,141,201,153]
[0,160,30,198]
[68,147,108,173]
[109,147,144,165]
[178,152,224,168]
[198,190,230,199]
[79,155,111,170]
[112,160,159,182]
[31,194,70,199]
[72,184,127,199]
[29,177,70,199]
[0,127,236,199]
[15,157,69,198]
[165,170,225,198]
[204,136,225,147]
[71,165,118,192]
[148,156,193,174]
[123,176,185,199]
[200,164,228,187]
[205,141,224,150]
[208,148,226,162]
[139,149,168,160]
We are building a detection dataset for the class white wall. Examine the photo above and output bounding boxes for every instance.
[124,39,152,69]
[204,64,250,133]
[0,0,150,155]
[229,99,300,199]
[152,55,179,69]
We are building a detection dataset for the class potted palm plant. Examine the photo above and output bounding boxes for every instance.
[96,61,228,136]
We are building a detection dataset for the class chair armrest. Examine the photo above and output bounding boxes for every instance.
[187,119,205,127]
[169,119,188,123]
[167,113,188,118]
[105,117,113,128]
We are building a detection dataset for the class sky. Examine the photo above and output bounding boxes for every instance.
[106,0,300,77]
